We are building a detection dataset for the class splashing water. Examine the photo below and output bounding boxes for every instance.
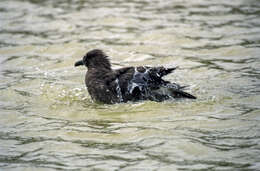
[115,78,123,102]
[127,67,149,95]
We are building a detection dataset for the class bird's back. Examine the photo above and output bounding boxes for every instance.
[85,66,195,104]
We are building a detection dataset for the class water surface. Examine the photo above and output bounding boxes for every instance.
[0,0,260,170]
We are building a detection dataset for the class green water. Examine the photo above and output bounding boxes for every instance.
[0,0,260,170]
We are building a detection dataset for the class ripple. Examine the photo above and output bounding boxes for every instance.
[0,0,260,170]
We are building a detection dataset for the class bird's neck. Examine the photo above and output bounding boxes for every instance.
[88,63,112,71]
[88,57,112,71]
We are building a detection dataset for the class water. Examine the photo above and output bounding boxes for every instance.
[0,0,260,170]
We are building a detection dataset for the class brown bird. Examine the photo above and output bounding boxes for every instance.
[74,49,196,104]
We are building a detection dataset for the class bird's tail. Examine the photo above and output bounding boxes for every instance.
[153,84,196,100]
[169,88,196,99]
[162,83,196,99]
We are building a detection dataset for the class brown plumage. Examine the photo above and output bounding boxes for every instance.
[74,49,196,104]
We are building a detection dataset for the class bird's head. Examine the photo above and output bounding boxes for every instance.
[74,49,111,70]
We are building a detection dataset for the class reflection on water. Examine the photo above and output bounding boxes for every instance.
[0,0,260,170]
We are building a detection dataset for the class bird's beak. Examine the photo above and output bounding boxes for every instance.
[74,60,83,67]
